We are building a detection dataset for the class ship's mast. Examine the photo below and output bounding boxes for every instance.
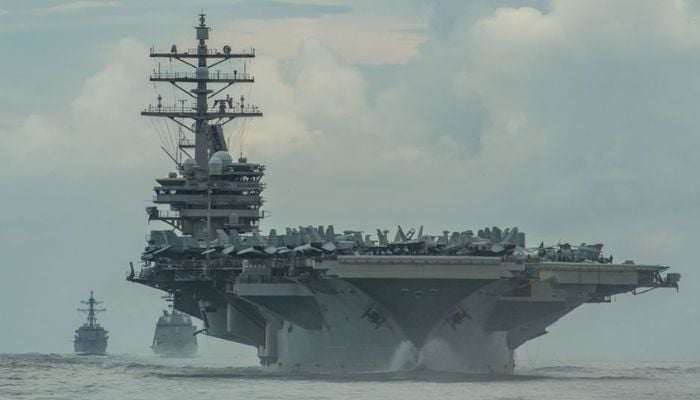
[77,291,106,328]
[162,293,175,314]
[143,13,265,237]
[142,12,262,170]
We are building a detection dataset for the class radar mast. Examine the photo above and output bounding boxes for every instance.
[143,12,261,169]
[77,291,106,328]
[143,13,265,237]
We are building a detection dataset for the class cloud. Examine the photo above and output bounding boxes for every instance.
[216,13,426,64]
[36,1,120,14]
[452,1,700,212]
[0,37,163,174]
[0,1,352,34]
[228,1,352,19]
[5,0,700,235]
[205,1,700,289]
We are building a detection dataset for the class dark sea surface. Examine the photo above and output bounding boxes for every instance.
[1,353,698,400]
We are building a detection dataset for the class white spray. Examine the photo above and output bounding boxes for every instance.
[418,338,464,372]
[388,340,418,371]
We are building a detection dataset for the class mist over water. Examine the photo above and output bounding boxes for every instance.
[3,354,699,400]
[418,339,462,372]
[388,341,417,371]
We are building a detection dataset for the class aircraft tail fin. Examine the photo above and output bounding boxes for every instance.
[377,229,388,245]
[395,226,406,242]
[216,229,230,245]
[326,225,336,241]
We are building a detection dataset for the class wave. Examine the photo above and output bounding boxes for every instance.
[530,365,590,373]
[3,354,700,384]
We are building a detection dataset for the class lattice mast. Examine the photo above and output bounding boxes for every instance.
[143,13,262,168]
[77,291,106,328]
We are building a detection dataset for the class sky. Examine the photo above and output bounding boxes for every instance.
[0,0,698,363]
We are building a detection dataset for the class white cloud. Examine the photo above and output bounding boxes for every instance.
[36,1,120,14]
[217,13,426,65]
[4,0,700,237]
[0,37,161,174]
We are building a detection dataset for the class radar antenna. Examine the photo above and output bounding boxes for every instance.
[77,291,106,328]
[142,12,262,170]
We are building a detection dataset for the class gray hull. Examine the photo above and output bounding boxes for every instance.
[152,327,198,357]
[166,256,669,374]
[264,281,514,373]
[140,258,673,374]
[153,341,197,357]
[74,327,108,355]
[151,310,198,357]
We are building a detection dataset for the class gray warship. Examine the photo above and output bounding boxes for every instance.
[74,291,108,355]
[128,14,681,374]
[152,302,198,357]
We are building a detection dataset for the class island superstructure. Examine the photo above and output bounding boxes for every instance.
[128,14,681,373]
[74,291,108,355]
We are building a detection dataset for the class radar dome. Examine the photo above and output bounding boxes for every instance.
[212,151,233,166]
[208,156,223,175]
[183,158,196,175]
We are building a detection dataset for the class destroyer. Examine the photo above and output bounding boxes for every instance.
[152,300,198,357]
[128,14,680,373]
[74,291,108,355]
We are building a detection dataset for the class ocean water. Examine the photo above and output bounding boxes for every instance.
[1,353,698,400]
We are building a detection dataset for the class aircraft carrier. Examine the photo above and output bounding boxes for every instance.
[128,14,681,374]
